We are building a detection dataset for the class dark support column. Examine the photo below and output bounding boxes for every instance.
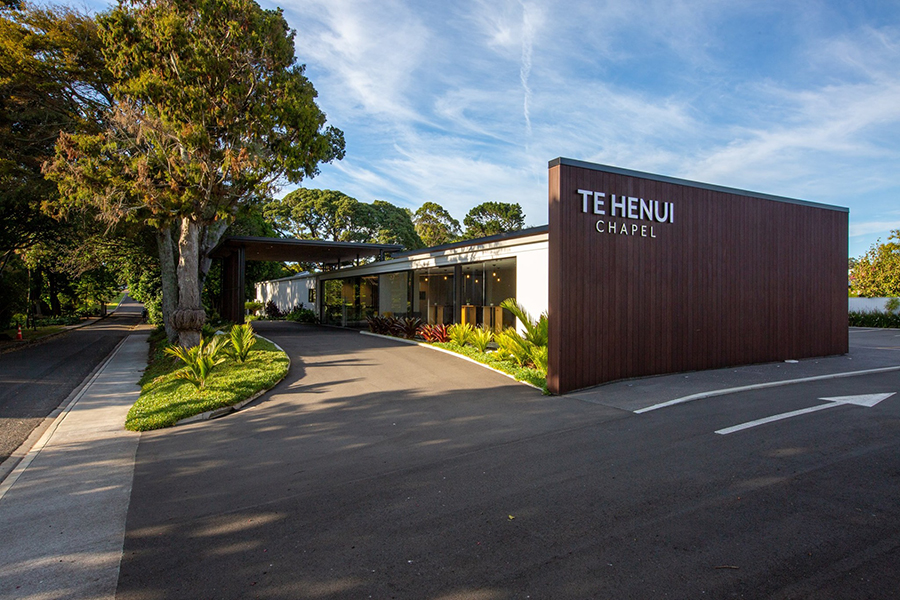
[454,264,463,324]
[221,247,246,324]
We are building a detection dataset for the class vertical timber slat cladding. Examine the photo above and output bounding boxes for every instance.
[547,158,849,395]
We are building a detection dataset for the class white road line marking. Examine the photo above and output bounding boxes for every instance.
[715,403,838,435]
[634,365,900,414]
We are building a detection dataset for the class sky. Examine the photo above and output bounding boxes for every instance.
[61,0,900,258]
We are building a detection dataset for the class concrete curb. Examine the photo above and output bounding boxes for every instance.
[360,330,544,392]
[173,335,291,426]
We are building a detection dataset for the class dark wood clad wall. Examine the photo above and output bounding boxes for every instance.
[548,160,849,395]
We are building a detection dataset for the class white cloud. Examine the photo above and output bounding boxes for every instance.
[281,0,431,122]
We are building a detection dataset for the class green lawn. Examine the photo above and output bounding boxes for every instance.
[0,324,65,342]
[126,332,290,431]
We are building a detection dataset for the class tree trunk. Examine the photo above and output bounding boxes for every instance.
[48,271,61,317]
[172,217,206,347]
[157,225,179,343]
[198,218,228,294]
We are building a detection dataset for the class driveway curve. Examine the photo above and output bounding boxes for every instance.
[117,322,620,599]
[117,323,900,600]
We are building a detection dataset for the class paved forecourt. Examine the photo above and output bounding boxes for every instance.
[115,322,900,599]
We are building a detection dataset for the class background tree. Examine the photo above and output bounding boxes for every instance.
[414,201,461,247]
[265,188,365,242]
[463,201,525,239]
[265,188,422,249]
[851,230,900,297]
[361,201,423,249]
[45,0,344,347]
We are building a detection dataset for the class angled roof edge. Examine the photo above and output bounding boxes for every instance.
[549,157,849,213]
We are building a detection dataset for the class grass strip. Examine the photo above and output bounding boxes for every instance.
[432,341,549,393]
[0,325,66,342]
[126,330,290,431]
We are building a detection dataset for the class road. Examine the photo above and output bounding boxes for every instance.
[116,323,900,599]
[0,296,144,463]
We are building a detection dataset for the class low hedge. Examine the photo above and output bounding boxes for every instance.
[849,311,900,328]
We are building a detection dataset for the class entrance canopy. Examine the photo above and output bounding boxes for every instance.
[210,236,403,323]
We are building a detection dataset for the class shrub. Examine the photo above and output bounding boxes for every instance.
[470,327,493,352]
[500,298,548,346]
[393,316,423,339]
[418,323,450,343]
[495,329,532,366]
[849,310,900,328]
[447,322,474,346]
[286,306,317,323]
[228,322,257,362]
[264,300,282,319]
[245,301,264,315]
[163,335,228,389]
[529,344,548,377]
[367,315,399,335]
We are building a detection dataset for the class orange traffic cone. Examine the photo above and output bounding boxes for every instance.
[16,324,23,340]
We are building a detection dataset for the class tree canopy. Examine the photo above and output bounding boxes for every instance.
[463,201,525,239]
[414,201,461,247]
[0,3,110,273]
[44,0,344,346]
[851,230,900,297]
[264,188,422,251]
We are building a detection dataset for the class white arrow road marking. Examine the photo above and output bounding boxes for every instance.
[715,393,895,435]
[817,393,896,407]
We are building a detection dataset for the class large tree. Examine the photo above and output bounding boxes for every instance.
[463,201,525,239]
[851,230,900,297]
[45,0,344,346]
[0,3,111,274]
[413,201,461,247]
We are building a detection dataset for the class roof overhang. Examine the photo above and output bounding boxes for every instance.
[209,236,404,264]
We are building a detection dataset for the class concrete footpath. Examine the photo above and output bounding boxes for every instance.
[0,330,149,600]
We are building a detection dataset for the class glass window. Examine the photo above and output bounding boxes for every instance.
[460,258,516,331]
[378,271,410,317]
[418,267,455,324]
[321,275,379,327]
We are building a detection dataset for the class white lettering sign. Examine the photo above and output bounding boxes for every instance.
[580,189,673,238]
[581,190,673,224]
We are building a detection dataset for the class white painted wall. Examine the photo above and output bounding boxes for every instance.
[849,297,899,313]
[515,241,549,328]
[255,274,317,314]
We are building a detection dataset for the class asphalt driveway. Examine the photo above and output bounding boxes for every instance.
[117,323,900,599]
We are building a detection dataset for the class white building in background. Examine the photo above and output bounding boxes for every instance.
[255,226,549,329]
[255,272,317,313]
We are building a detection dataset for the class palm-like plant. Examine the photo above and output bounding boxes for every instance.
[500,298,548,346]
[470,326,494,352]
[164,335,228,389]
[494,329,532,366]
[447,322,474,346]
[228,322,257,362]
